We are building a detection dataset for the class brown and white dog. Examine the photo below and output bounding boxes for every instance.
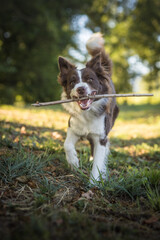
[58,33,119,184]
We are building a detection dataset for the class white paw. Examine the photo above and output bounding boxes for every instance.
[89,177,95,186]
[89,171,107,186]
[67,156,79,169]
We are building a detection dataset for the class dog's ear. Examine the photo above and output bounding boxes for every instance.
[58,57,75,75]
[86,53,102,73]
[58,57,75,86]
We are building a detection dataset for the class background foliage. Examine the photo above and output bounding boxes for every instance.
[0,0,159,104]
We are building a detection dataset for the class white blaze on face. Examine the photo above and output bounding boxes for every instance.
[77,70,82,82]
[70,69,92,98]
[70,69,94,110]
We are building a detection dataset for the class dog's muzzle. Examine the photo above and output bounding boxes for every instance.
[76,89,97,110]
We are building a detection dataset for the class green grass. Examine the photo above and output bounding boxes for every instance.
[0,103,160,240]
[0,148,53,183]
[146,184,160,211]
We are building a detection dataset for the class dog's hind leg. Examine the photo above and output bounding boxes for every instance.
[64,128,79,169]
[87,136,94,157]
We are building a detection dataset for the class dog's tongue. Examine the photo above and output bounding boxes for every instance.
[79,99,88,106]
[76,91,97,110]
[78,99,93,110]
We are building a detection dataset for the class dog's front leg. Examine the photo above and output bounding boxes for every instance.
[90,136,109,184]
[64,128,79,169]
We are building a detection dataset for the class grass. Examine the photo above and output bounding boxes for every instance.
[0,103,160,240]
[0,148,53,183]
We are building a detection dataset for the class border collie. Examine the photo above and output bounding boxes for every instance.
[58,33,119,184]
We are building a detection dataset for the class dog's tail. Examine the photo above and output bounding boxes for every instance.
[86,32,112,76]
[86,32,105,56]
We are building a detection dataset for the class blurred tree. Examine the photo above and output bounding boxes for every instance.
[128,0,160,91]
[0,0,159,104]
[85,0,160,92]
[0,0,91,103]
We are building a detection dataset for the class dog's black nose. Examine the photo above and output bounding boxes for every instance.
[77,87,86,95]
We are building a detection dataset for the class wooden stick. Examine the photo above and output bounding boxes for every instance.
[32,93,153,107]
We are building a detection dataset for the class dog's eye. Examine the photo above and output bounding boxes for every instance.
[70,76,76,87]
[70,81,75,87]
[87,78,93,83]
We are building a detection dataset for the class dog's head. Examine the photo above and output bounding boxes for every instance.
[58,54,110,110]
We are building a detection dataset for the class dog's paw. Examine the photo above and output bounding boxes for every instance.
[67,157,79,169]
[89,177,95,186]
[89,171,107,186]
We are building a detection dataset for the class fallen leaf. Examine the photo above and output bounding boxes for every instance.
[110,169,120,176]
[81,190,94,200]
[28,181,37,188]
[52,131,62,140]
[14,136,20,143]
[16,176,28,183]
[144,216,159,224]
[43,165,56,172]
[20,126,26,134]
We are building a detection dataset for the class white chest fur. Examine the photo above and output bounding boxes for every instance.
[70,111,105,137]
[61,91,106,137]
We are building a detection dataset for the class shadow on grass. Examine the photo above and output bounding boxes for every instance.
[0,120,66,135]
[0,120,66,152]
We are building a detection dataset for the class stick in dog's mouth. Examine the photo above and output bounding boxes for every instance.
[73,90,97,110]
[31,93,154,107]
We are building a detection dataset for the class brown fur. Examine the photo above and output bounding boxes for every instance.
[86,52,113,114]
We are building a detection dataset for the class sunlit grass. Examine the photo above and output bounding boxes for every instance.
[111,104,160,140]
[0,105,68,130]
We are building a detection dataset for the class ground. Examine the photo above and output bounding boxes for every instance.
[0,103,160,240]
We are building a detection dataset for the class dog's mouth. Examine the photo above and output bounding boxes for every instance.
[78,98,94,110]
[74,91,97,110]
